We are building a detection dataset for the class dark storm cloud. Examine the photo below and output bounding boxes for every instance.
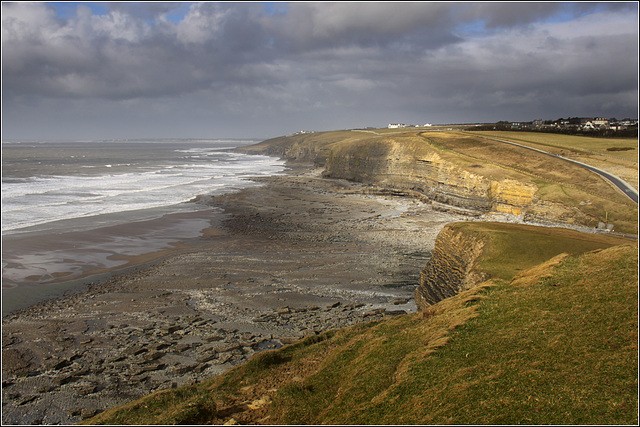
[262,2,463,51]
[1,2,637,139]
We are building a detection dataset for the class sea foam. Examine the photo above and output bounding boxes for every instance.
[1,143,286,234]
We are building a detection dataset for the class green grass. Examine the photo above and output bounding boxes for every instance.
[85,225,637,426]
[84,384,217,425]
[270,245,637,425]
[419,245,638,425]
[447,222,632,281]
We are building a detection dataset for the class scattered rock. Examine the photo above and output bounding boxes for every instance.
[2,348,38,378]
[81,408,101,419]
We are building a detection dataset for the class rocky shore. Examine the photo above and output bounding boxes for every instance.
[2,165,468,425]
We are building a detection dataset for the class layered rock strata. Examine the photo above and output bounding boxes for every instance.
[414,224,488,310]
[322,139,538,217]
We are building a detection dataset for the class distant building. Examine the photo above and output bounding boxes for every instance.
[592,117,609,127]
[581,121,596,130]
[424,123,433,127]
[388,123,406,129]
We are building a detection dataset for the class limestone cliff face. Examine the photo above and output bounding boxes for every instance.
[237,134,332,166]
[322,138,538,216]
[414,224,488,310]
[489,179,538,216]
[242,133,596,226]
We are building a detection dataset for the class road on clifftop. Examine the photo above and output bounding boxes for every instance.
[473,134,639,205]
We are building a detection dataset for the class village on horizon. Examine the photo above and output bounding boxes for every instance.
[388,116,638,131]
[293,116,638,136]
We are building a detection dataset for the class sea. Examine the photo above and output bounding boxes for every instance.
[1,139,287,314]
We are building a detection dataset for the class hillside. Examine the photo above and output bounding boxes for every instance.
[415,222,635,309]
[241,129,637,235]
[84,227,637,425]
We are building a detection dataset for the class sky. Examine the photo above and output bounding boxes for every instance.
[1,1,638,140]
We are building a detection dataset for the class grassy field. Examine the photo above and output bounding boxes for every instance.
[466,130,638,161]
[84,225,636,425]
[447,222,634,281]
[465,130,639,193]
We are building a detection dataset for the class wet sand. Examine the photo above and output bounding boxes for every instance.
[1,164,468,425]
[2,208,224,314]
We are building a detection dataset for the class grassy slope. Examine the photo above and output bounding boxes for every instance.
[466,130,639,193]
[85,226,637,425]
[467,130,638,161]
[448,222,634,281]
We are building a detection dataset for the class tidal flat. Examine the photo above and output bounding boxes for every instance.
[1,165,468,425]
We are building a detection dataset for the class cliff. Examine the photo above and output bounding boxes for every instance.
[414,224,488,310]
[246,132,541,218]
[414,221,632,309]
[241,130,637,234]
[322,136,538,216]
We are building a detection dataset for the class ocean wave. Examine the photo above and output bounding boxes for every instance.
[2,150,286,233]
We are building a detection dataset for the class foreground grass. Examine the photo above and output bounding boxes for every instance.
[85,228,637,425]
[331,244,637,425]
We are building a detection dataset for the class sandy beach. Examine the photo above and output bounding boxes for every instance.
[1,164,468,425]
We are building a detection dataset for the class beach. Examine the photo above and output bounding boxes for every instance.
[1,164,468,425]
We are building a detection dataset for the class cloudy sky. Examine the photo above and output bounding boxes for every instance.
[2,2,638,140]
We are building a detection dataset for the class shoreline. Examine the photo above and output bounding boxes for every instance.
[1,164,468,425]
[1,207,225,316]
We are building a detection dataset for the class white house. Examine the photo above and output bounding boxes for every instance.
[581,121,596,130]
[388,123,406,129]
[593,117,609,127]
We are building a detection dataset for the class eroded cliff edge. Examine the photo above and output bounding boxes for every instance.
[414,223,488,310]
[414,221,632,309]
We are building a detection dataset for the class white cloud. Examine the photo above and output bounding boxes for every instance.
[176,2,226,44]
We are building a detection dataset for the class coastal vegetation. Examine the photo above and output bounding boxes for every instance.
[419,131,637,233]
[84,224,637,425]
[466,130,638,160]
